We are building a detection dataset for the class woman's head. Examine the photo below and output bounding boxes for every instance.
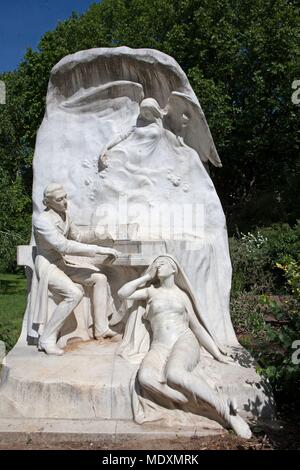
[139,98,164,122]
[154,256,178,280]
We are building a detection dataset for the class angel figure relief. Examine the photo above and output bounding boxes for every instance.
[97,92,222,213]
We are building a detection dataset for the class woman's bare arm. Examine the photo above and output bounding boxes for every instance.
[184,293,229,363]
[118,273,151,301]
[106,128,134,151]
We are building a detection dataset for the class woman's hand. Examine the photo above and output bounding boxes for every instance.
[216,353,236,365]
[145,263,157,282]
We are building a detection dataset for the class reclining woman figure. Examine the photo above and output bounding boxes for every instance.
[118,255,252,439]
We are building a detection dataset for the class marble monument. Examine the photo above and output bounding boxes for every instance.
[0,47,275,440]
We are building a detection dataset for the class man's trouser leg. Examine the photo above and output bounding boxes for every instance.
[64,266,115,338]
[39,269,83,352]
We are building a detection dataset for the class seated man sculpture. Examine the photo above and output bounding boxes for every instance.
[118,255,252,439]
[33,183,120,355]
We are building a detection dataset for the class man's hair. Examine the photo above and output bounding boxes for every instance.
[43,183,65,206]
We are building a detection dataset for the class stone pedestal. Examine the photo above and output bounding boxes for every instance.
[0,334,275,424]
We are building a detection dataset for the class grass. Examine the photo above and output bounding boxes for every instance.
[0,273,27,351]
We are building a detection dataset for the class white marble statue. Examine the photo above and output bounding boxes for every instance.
[0,48,274,434]
[118,255,252,439]
[31,183,121,355]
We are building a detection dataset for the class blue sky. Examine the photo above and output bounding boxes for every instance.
[0,0,96,72]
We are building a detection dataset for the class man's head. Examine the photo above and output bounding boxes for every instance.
[43,184,68,214]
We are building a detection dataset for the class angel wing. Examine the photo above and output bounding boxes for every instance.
[163,92,222,167]
[61,80,145,170]
[60,80,144,114]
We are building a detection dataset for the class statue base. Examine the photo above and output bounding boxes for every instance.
[0,417,226,448]
[0,336,275,430]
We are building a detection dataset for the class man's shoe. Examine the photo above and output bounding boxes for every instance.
[94,328,119,340]
[38,342,64,356]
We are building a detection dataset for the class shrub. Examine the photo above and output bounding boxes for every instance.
[276,255,300,301]
[230,227,300,404]
[230,222,300,294]
[0,173,31,272]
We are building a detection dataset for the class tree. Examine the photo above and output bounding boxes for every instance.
[0,0,299,270]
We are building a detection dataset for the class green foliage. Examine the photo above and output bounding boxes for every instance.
[251,295,300,400]
[230,294,266,337]
[276,255,300,300]
[230,224,300,402]
[0,274,27,351]
[232,293,300,401]
[230,222,300,293]
[0,172,31,272]
[188,67,233,152]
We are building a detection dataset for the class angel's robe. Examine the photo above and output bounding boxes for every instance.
[96,119,237,347]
